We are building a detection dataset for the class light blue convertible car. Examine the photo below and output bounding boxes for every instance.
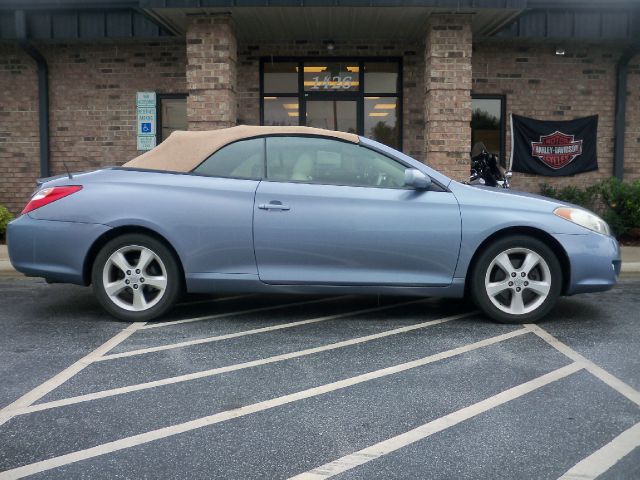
[7,125,620,323]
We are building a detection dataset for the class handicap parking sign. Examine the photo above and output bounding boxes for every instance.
[137,107,156,135]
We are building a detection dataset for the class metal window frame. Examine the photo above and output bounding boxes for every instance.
[471,93,507,166]
[260,56,403,151]
[156,93,187,143]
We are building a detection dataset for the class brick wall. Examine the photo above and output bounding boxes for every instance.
[0,39,186,214]
[424,14,472,182]
[0,45,39,214]
[236,40,426,162]
[186,14,237,130]
[3,33,640,215]
[472,42,638,192]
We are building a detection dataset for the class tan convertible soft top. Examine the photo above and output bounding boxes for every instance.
[124,125,360,172]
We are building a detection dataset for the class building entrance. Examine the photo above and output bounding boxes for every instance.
[261,58,401,149]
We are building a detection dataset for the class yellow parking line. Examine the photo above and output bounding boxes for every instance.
[7,310,477,416]
[524,324,640,406]
[97,298,430,361]
[0,328,528,479]
[142,296,349,330]
[289,363,582,480]
[558,422,640,480]
[0,322,147,428]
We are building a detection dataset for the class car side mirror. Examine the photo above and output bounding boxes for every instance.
[404,169,432,190]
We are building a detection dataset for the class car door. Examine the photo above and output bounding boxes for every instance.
[183,137,265,275]
[253,136,461,286]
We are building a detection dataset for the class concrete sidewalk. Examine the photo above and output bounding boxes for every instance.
[1,243,639,276]
[621,245,640,273]
[0,244,11,274]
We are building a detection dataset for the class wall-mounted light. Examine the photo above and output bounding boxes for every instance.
[555,47,565,56]
[325,40,335,52]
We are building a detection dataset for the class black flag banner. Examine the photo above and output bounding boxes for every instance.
[510,114,598,176]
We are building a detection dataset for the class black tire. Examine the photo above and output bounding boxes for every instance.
[91,233,182,322]
[470,235,562,324]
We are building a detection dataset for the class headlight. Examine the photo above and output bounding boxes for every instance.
[553,207,611,236]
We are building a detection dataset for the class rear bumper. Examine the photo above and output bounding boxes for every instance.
[553,232,620,295]
[7,214,110,285]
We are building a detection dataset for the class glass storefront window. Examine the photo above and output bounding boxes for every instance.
[263,97,299,126]
[261,58,402,149]
[264,62,298,93]
[159,96,187,142]
[303,62,360,92]
[365,97,399,149]
[364,62,398,94]
[471,97,504,163]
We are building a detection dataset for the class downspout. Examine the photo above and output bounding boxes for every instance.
[613,8,640,181]
[15,10,50,178]
[613,51,634,180]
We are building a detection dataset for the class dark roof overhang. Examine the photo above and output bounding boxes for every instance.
[1,0,639,43]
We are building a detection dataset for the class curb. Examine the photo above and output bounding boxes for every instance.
[622,263,640,274]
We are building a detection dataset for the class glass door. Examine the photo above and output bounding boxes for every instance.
[305,100,357,134]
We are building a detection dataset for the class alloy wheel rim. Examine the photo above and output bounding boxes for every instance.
[484,247,552,316]
[102,245,168,312]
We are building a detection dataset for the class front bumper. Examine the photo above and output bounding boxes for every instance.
[7,214,111,285]
[553,232,620,295]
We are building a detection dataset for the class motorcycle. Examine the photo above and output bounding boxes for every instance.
[469,142,512,189]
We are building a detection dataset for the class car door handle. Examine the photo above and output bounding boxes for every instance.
[258,201,290,211]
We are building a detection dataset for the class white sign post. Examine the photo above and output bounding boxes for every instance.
[136,92,156,151]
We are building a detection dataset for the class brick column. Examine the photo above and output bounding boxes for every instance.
[186,14,237,130]
[424,14,473,181]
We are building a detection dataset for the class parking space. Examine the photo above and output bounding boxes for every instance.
[0,277,639,479]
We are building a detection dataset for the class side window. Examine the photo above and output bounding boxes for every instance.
[193,138,265,180]
[266,136,408,188]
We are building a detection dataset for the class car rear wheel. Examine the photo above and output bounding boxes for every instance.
[470,235,562,324]
[92,234,181,321]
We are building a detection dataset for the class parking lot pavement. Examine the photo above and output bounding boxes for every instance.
[0,277,638,480]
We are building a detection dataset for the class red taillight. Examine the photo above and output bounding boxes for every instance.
[21,186,83,215]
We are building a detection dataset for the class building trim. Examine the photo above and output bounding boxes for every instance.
[140,0,527,8]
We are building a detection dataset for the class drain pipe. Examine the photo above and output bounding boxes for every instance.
[614,6,640,181]
[15,10,50,178]
[613,50,634,180]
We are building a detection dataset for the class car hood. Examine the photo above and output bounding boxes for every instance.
[448,181,587,212]
[472,185,561,203]
[472,184,598,212]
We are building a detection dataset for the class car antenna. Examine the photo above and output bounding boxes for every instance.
[62,159,73,179]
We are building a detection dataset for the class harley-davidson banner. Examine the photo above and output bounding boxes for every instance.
[510,114,598,176]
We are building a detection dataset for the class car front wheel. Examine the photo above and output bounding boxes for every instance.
[92,233,181,321]
[470,235,562,324]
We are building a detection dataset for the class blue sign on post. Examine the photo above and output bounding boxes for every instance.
[136,93,156,151]
[137,108,156,136]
